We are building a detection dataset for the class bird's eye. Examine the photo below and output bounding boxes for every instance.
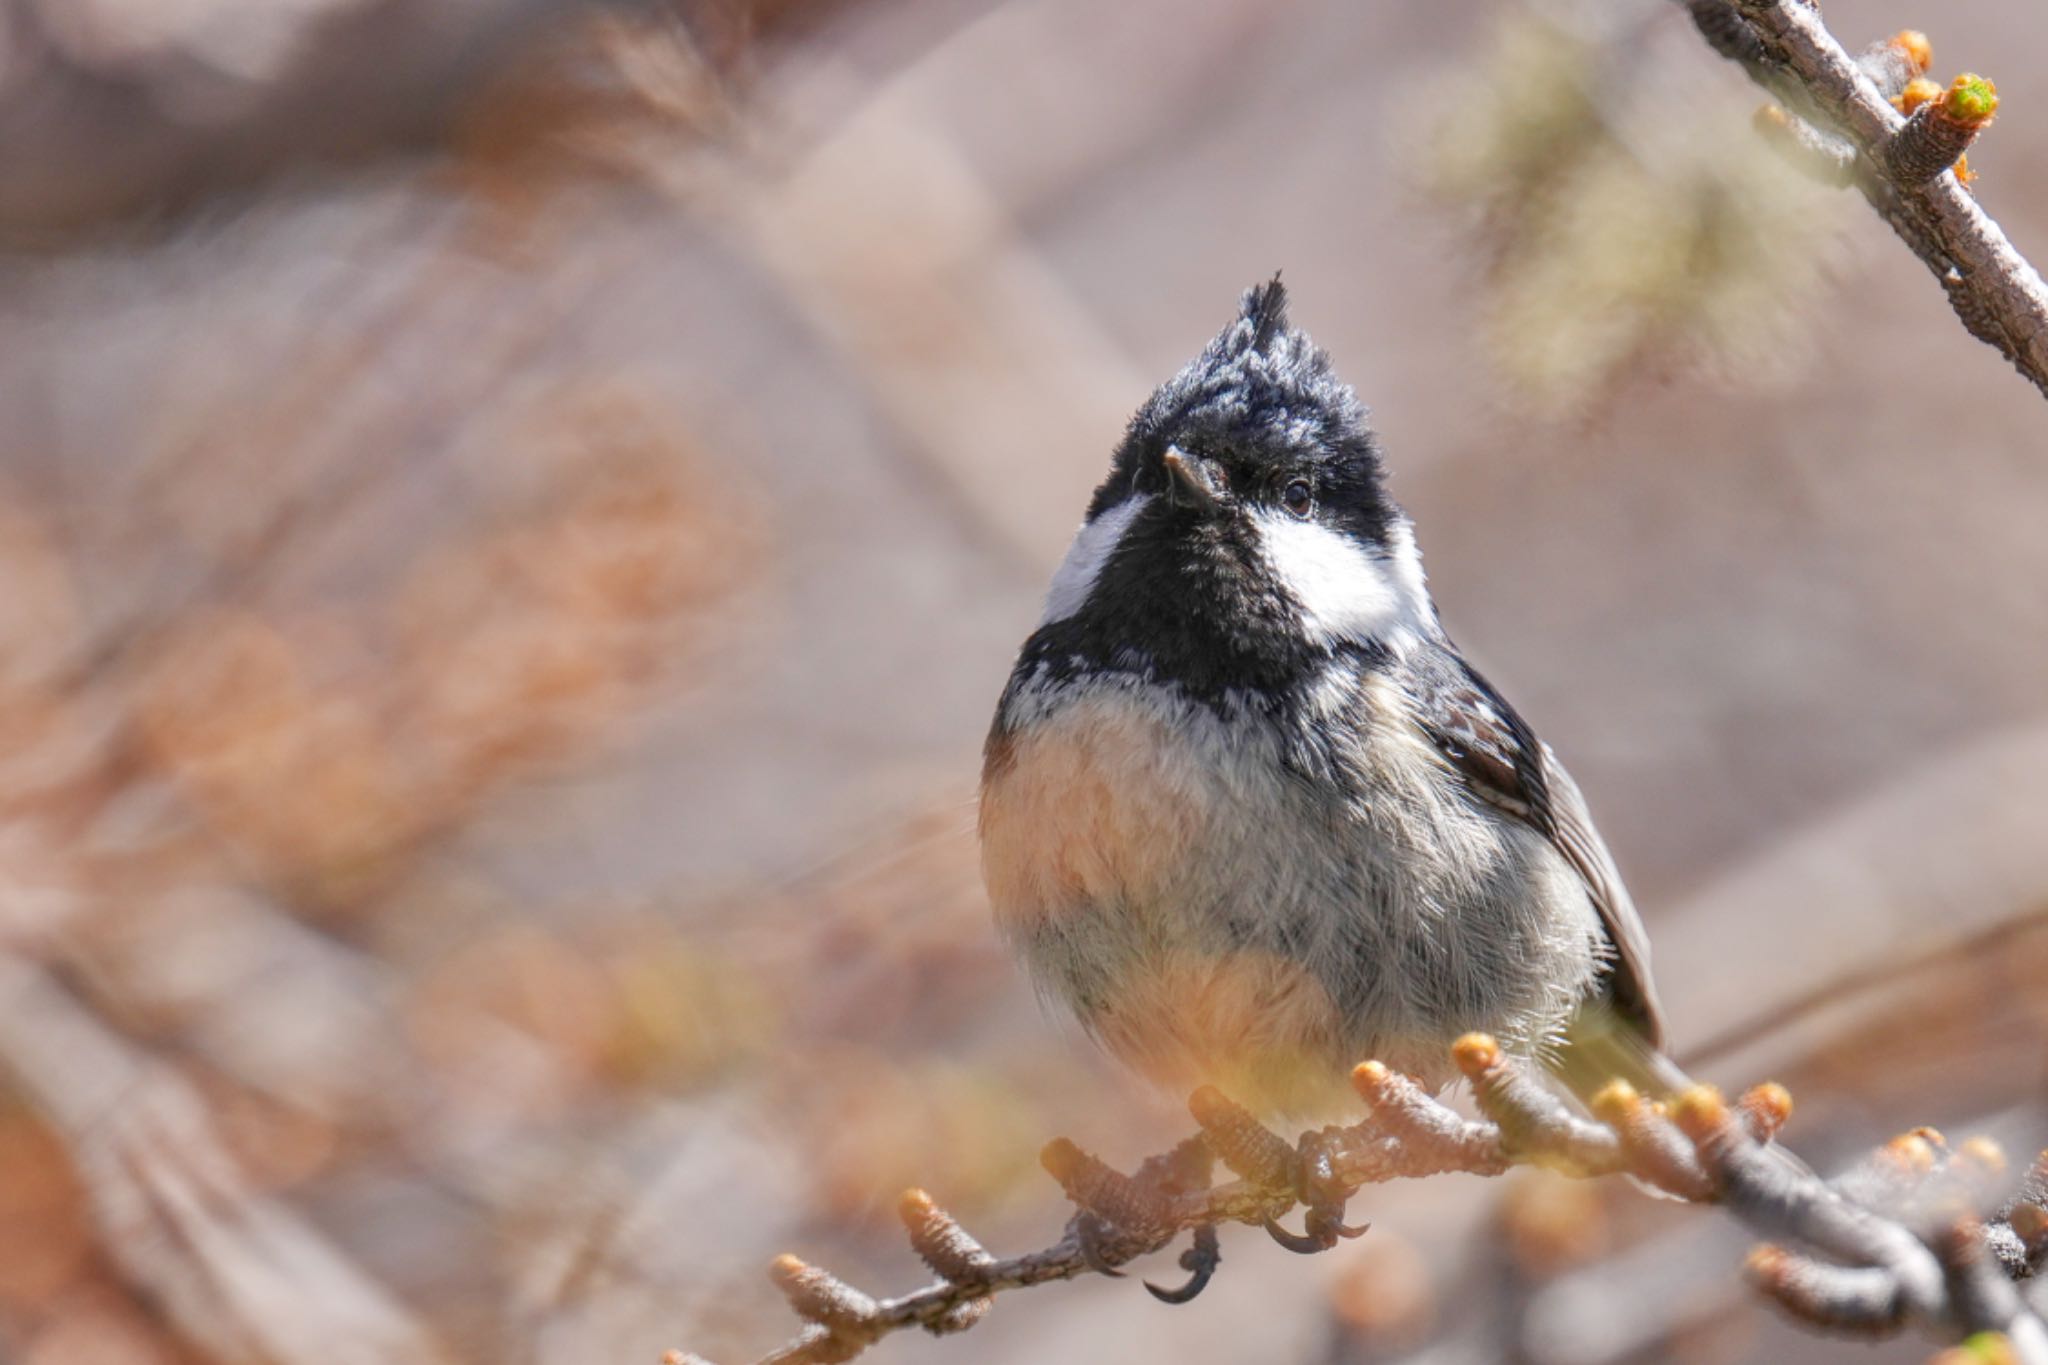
[1281,479,1314,518]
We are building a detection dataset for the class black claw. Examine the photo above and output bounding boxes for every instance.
[1262,1214,1333,1255]
[1145,1224,1221,1304]
[1312,1209,1371,1242]
[1075,1213,1127,1277]
[1293,1136,1367,1247]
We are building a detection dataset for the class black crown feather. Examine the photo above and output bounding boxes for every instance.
[1091,277,1381,519]
[1240,273,1291,354]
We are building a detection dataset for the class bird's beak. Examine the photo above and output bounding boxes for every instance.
[1162,448,1224,510]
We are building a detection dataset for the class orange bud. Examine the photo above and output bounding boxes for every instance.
[1670,1084,1730,1141]
[1879,1133,1938,1177]
[1589,1081,1640,1126]
[1896,76,1942,114]
[1890,30,1933,76]
[1958,1136,2008,1176]
[1738,1081,1794,1139]
[1451,1033,1501,1076]
[1744,1243,1789,1281]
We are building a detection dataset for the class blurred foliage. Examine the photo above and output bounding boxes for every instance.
[1412,8,1847,414]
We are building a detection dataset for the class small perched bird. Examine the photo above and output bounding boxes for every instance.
[980,279,1675,1116]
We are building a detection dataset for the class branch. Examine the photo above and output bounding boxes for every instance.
[0,955,452,1364]
[668,1036,2048,1365]
[1681,2,2048,399]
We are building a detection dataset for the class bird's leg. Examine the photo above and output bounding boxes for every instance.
[1260,1136,1368,1254]
[1135,1136,1222,1303]
[1294,1129,1370,1249]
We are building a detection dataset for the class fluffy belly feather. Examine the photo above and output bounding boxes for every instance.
[980,671,1602,1115]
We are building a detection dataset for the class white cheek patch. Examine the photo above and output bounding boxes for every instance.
[1041,494,1151,624]
[1250,509,1431,649]
[1382,520,1431,619]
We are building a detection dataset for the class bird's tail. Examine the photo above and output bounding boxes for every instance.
[1551,999,1692,1107]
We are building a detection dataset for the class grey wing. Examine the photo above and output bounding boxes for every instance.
[1407,655,1666,1048]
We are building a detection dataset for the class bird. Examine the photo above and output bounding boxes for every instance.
[978,278,1676,1119]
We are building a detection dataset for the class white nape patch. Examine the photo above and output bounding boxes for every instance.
[1250,509,1432,649]
[1041,494,1151,624]
[1381,519,1430,620]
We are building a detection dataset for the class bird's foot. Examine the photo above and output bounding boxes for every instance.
[1043,1133,1217,1286]
[1260,1131,1369,1254]
[1187,1088,1370,1256]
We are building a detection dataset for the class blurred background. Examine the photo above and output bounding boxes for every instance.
[1,0,2045,1361]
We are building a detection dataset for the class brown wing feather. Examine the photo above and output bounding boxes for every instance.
[1528,743,1665,1047]
[1410,661,1666,1049]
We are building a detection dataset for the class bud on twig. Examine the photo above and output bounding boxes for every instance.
[1456,1034,1621,1174]
[1592,1082,1714,1201]
[768,1255,880,1339]
[1887,74,1999,186]
[898,1190,994,1284]
[1745,1244,1908,1333]
[1737,1082,1794,1143]
[1188,1086,1297,1190]
[1040,1140,1167,1241]
[1856,30,1931,101]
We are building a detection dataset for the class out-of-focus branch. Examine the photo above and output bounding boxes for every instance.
[0,954,452,1364]
[1680,1,2048,399]
[672,1035,2048,1365]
